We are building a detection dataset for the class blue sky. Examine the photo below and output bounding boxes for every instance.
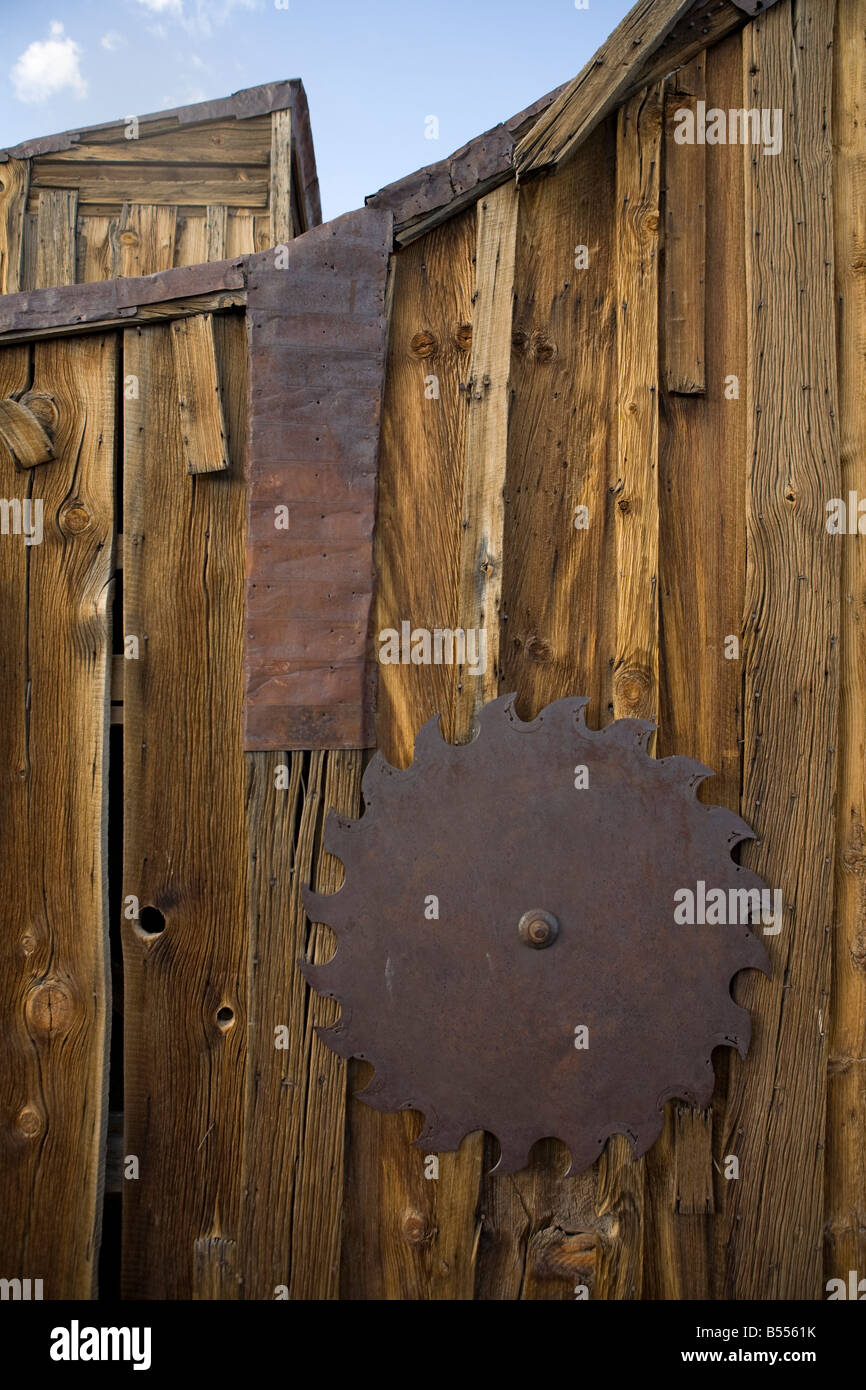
[0,1,633,220]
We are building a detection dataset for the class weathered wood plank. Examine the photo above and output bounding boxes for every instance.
[476,119,619,1305]
[647,30,747,1301]
[0,334,115,1298]
[270,109,294,246]
[121,318,248,1299]
[0,395,54,467]
[110,204,177,279]
[0,257,246,339]
[291,748,362,1297]
[206,205,228,261]
[35,189,78,288]
[453,180,517,730]
[597,83,664,1303]
[717,0,840,1300]
[0,158,29,293]
[170,313,230,475]
[175,213,207,270]
[42,120,272,165]
[515,0,695,178]
[77,214,114,283]
[827,0,866,1294]
[32,163,269,208]
[342,209,478,1298]
[663,56,706,394]
[498,120,618,735]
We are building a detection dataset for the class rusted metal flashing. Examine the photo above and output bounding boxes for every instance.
[0,259,246,338]
[1,80,305,161]
[244,207,392,751]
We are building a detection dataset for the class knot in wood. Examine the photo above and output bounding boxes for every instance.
[26,978,75,1039]
[60,502,92,536]
[409,330,437,359]
[15,1106,43,1140]
[530,330,556,362]
[614,667,651,712]
[455,323,473,351]
[401,1209,432,1245]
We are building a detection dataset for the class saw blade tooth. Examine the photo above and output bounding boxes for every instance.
[563,1135,605,1177]
[714,1001,753,1058]
[657,755,714,790]
[626,1111,666,1160]
[354,1073,407,1112]
[488,1135,532,1176]
[412,711,445,757]
[413,1119,464,1154]
[733,927,772,978]
[315,1022,356,1058]
[535,695,592,731]
[600,716,656,750]
[702,804,757,850]
[360,748,402,806]
[299,959,345,998]
[301,885,346,927]
[322,809,362,862]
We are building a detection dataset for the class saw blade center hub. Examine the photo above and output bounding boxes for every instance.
[517,908,559,949]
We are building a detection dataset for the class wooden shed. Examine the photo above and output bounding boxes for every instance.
[0,0,863,1303]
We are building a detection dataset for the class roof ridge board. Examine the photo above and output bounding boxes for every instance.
[0,79,303,163]
[515,0,785,177]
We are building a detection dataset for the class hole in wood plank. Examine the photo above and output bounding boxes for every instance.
[216,1006,234,1029]
[139,905,166,935]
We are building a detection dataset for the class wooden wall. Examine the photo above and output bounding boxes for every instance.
[0,0,863,1300]
[0,97,309,294]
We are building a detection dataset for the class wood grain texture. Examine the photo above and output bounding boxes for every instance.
[647,30,747,1301]
[0,158,29,294]
[476,120,620,1303]
[270,109,294,246]
[0,334,115,1298]
[77,215,113,283]
[827,0,866,1292]
[243,749,362,1297]
[32,164,269,208]
[170,313,230,474]
[716,0,840,1300]
[0,395,54,467]
[453,180,517,730]
[500,120,618,733]
[596,83,663,1303]
[42,120,272,166]
[515,0,694,177]
[109,204,177,279]
[121,318,248,1299]
[342,209,480,1299]
[35,190,78,289]
[663,56,706,393]
[291,748,362,1297]
[206,205,228,261]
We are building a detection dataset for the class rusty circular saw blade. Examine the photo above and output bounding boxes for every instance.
[301,695,770,1176]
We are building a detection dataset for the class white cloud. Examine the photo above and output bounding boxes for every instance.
[10,22,87,104]
[135,0,259,40]
[100,31,127,52]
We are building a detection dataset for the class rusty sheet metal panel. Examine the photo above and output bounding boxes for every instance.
[244,207,392,750]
